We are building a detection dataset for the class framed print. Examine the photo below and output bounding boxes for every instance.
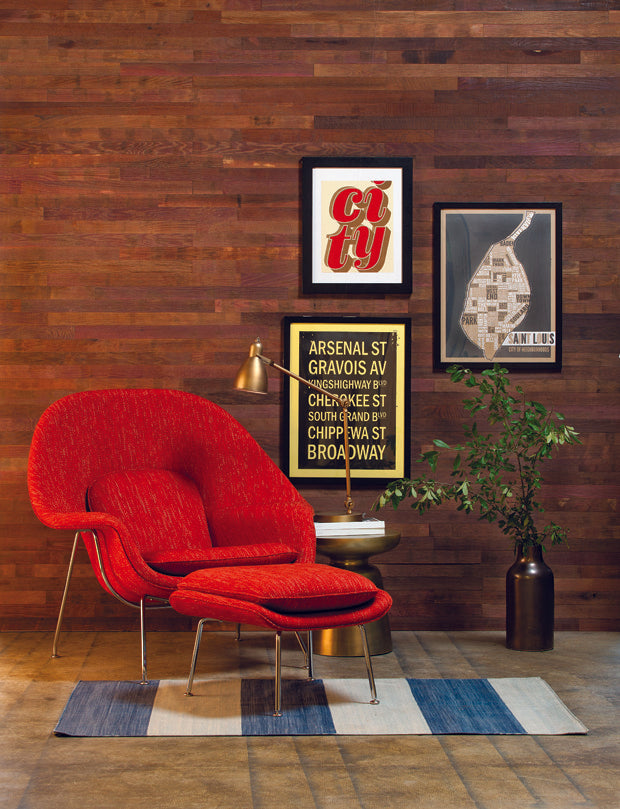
[433,203,562,371]
[282,316,411,482]
[301,157,413,295]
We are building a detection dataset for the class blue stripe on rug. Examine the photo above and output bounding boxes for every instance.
[240,678,335,735]
[407,678,526,734]
[55,680,159,737]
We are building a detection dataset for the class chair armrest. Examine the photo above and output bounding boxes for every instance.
[35,508,179,592]
[34,508,125,534]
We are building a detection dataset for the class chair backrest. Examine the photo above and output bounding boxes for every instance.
[28,389,316,565]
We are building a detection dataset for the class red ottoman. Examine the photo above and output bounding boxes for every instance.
[169,563,393,716]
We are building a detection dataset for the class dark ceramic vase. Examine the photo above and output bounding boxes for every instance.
[506,544,554,651]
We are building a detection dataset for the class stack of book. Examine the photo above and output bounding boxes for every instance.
[314,516,385,538]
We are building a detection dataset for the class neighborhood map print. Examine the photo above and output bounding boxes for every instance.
[440,206,557,365]
[460,211,534,361]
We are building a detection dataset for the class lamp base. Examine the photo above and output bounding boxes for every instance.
[313,512,364,523]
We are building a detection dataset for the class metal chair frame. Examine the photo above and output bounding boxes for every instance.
[52,529,170,684]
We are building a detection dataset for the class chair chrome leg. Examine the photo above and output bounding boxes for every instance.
[139,597,148,684]
[52,531,80,658]
[185,618,207,696]
[273,631,282,717]
[52,531,80,657]
[359,625,379,704]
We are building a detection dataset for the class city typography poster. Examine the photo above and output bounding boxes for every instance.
[302,157,413,295]
[434,203,562,371]
[283,317,411,481]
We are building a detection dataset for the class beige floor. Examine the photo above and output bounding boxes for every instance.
[1,629,618,809]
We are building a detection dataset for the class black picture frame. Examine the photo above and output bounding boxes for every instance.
[433,202,562,372]
[282,315,411,483]
[301,157,413,295]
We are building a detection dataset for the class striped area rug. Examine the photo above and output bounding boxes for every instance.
[54,677,587,737]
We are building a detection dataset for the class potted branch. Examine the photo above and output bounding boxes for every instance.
[375,364,581,651]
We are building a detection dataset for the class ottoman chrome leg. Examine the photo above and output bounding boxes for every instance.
[185,618,207,696]
[294,631,314,680]
[294,631,307,666]
[274,631,282,717]
[359,624,379,704]
[307,631,314,680]
[139,598,148,685]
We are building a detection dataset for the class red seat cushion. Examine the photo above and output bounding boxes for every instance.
[146,544,298,575]
[87,469,298,573]
[177,563,378,614]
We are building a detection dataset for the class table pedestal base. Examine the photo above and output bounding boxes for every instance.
[314,557,393,656]
[313,614,392,656]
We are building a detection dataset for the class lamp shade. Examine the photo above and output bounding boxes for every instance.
[233,339,269,394]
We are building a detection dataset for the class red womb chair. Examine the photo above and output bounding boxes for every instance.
[27,389,316,682]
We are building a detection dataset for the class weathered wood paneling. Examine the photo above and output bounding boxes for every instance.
[1,1,618,632]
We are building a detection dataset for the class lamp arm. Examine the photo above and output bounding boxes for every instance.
[261,356,349,408]
[261,356,354,514]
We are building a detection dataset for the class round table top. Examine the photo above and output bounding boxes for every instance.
[316,529,400,560]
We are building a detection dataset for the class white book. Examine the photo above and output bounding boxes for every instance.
[314,517,385,537]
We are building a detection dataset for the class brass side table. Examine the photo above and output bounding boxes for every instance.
[313,530,400,656]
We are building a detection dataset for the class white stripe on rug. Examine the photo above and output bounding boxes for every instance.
[488,677,587,735]
[148,678,242,736]
[324,678,432,734]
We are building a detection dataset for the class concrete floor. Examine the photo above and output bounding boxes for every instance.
[1,630,618,809]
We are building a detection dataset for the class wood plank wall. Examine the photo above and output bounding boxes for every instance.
[1,1,618,634]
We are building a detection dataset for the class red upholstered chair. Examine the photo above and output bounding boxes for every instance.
[27,389,316,682]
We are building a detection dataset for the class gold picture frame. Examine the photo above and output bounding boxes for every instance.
[282,316,411,482]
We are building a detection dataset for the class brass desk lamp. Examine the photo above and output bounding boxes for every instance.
[234,338,362,522]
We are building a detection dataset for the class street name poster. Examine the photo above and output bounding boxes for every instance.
[284,318,410,480]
